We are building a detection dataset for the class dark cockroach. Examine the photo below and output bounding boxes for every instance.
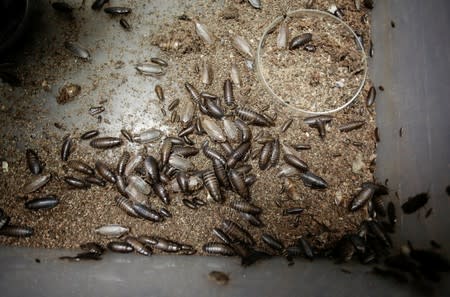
[179,123,196,138]
[182,198,198,209]
[25,195,59,210]
[159,207,172,218]
[152,183,170,205]
[68,160,94,176]
[203,242,236,256]
[0,215,10,230]
[52,2,73,13]
[155,85,164,101]
[64,42,90,60]
[244,174,257,186]
[95,161,116,183]
[202,141,227,165]
[236,107,273,126]
[80,242,105,255]
[80,130,99,140]
[401,193,429,214]
[280,119,293,132]
[172,146,199,157]
[338,121,365,132]
[26,149,42,175]
[304,115,333,138]
[366,86,376,107]
[92,0,109,10]
[204,97,225,119]
[119,18,131,30]
[296,238,314,260]
[303,44,316,52]
[259,141,273,170]
[64,176,90,189]
[90,137,123,149]
[234,119,252,142]
[0,225,34,237]
[289,33,312,50]
[261,233,284,251]
[292,143,311,150]
[228,169,250,200]
[171,110,179,123]
[284,154,309,172]
[286,245,303,258]
[221,219,254,245]
[107,241,134,253]
[219,142,233,156]
[151,57,168,67]
[89,106,105,116]
[117,151,130,176]
[269,139,280,168]
[223,79,235,106]
[212,228,233,244]
[349,186,376,211]
[363,0,374,9]
[230,200,261,214]
[201,92,218,100]
[176,172,190,193]
[367,220,391,247]
[227,142,251,168]
[139,236,181,252]
[22,174,52,194]
[212,158,230,188]
[387,202,397,225]
[61,137,73,161]
[349,234,366,254]
[299,171,328,189]
[120,129,133,142]
[160,139,172,166]
[192,197,206,206]
[372,195,386,217]
[168,99,180,111]
[125,236,152,256]
[369,39,374,57]
[203,170,223,203]
[282,207,304,216]
[208,271,229,286]
[115,196,139,217]
[185,82,202,104]
[59,252,102,262]
[390,20,396,28]
[240,212,263,227]
[132,203,162,222]
[104,7,132,15]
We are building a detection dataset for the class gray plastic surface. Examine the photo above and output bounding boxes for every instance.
[1,0,450,296]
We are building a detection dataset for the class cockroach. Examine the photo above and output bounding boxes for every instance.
[176,172,190,193]
[203,242,236,256]
[338,120,365,132]
[92,0,109,10]
[390,20,395,28]
[303,44,316,52]
[150,57,168,67]
[366,86,376,107]
[223,79,235,106]
[128,176,151,195]
[135,63,165,76]
[80,242,105,255]
[230,200,261,214]
[168,99,180,111]
[202,141,227,165]
[221,219,254,245]
[185,82,202,104]
[223,119,240,142]
[26,149,42,175]
[59,252,102,262]
[227,142,251,168]
[280,119,293,132]
[192,197,206,206]
[262,233,284,251]
[95,161,116,183]
[116,151,130,176]
[208,271,229,286]
[104,7,132,15]
[64,42,90,60]
[234,119,251,142]
[232,35,253,58]
[160,139,172,166]
[284,154,309,172]
[292,143,311,150]
[228,169,250,200]
[85,175,106,187]
[125,236,152,256]
[372,195,387,217]
[268,138,280,168]
[369,39,374,57]
[0,215,9,230]
[259,140,273,170]
[230,62,241,87]
[159,207,172,218]
[134,129,162,144]
[95,224,129,238]
[64,176,90,189]
[401,193,429,214]
[182,198,198,209]
[349,186,376,211]
[25,195,59,210]
[178,124,196,138]
[248,0,261,9]
[244,174,257,186]
[200,60,213,85]
[212,158,230,188]
[277,20,289,49]
[120,129,133,142]
[171,146,199,157]
[139,236,181,252]
[90,137,123,149]
[61,137,73,161]
[297,238,314,260]
[194,20,215,45]
[123,154,143,177]
[115,196,139,217]
[107,241,134,253]
[155,85,164,101]
[168,155,194,171]
[240,212,263,227]
[89,106,105,116]
[203,170,223,203]
[304,115,332,138]
[282,207,304,216]
[132,203,162,222]
[22,174,51,194]
[204,97,224,119]
[236,107,273,126]
[299,171,328,189]
[200,117,227,142]
[289,33,312,50]
[80,130,99,140]
[68,160,94,176]
[368,220,391,247]
[212,228,233,244]
[152,183,170,205]
[0,225,34,237]
[119,18,131,30]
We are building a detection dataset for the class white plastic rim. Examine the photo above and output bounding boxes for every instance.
[256,9,368,115]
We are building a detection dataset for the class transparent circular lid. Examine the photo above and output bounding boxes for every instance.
[256,9,367,115]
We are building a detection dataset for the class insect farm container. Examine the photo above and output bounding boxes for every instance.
[0,0,449,296]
